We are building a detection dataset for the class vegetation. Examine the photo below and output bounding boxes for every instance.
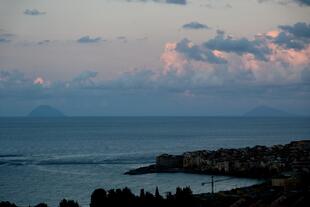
[0,186,197,207]
[1,181,309,207]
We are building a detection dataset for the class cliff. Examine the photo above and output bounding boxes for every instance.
[126,140,310,178]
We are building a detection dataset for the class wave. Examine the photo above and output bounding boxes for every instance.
[37,155,155,165]
[0,154,32,166]
[0,154,23,158]
[0,153,155,166]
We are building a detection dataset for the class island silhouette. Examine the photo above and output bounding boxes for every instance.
[244,105,292,117]
[28,105,65,117]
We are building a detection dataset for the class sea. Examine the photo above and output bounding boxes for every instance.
[0,117,309,207]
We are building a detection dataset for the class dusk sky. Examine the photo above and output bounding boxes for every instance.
[0,0,310,116]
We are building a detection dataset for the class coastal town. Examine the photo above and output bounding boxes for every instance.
[123,140,310,206]
[126,140,310,178]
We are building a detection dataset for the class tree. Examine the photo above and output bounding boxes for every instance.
[34,203,48,207]
[59,199,79,207]
[0,201,17,207]
[90,188,107,207]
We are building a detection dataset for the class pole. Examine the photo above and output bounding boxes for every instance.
[211,176,214,194]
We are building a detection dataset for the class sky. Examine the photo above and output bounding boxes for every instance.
[0,0,310,116]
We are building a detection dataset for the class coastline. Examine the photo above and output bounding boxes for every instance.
[1,140,310,207]
[2,175,309,207]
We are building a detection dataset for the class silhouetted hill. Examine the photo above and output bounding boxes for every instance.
[244,106,292,117]
[28,105,65,117]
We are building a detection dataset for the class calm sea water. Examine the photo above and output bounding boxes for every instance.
[0,117,310,206]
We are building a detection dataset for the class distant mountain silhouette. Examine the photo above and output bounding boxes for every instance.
[28,105,65,117]
[244,106,292,117]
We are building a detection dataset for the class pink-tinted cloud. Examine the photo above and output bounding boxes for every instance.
[266,30,280,38]
[160,42,188,75]
[242,53,260,71]
[33,77,45,85]
[158,24,310,86]
[269,43,310,66]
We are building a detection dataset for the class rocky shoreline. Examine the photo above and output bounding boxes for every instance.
[125,140,310,178]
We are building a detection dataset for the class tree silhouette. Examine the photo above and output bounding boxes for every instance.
[0,201,17,207]
[59,199,79,207]
[34,203,48,207]
[90,188,107,207]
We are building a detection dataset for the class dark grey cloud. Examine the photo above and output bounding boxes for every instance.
[166,0,186,5]
[176,39,227,64]
[117,36,128,43]
[24,9,46,16]
[275,22,310,49]
[274,32,305,49]
[38,40,50,45]
[0,33,14,43]
[77,36,102,43]
[0,70,31,90]
[71,71,98,88]
[117,36,127,40]
[258,0,310,6]
[293,0,310,6]
[182,22,209,30]
[126,0,187,5]
[204,31,271,61]
[279,22,310,39]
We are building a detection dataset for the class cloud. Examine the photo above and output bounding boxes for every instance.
[182,22,209,30]
[204,31,271,61]
[258,0,310,6]
[38,40,50,45]
[70,71,98,88]
[117,36,127,40]
[0,33,14,43]
[1,67,309,116]
[273,22,310,50]
[166,0,187,5]
[0,69,100,98]
[295,0,310,6]
[126,0,187,5]
[33,77,45,85]
[69,22,310,90]
[117,36,128,43]
[175,39,227,64]
[77,36,102,43]
[157,23,310,87]
[266,30,280,38]
[24,9,46,16]
[1,22,310,116]
[0,70,34,92]
[279,22,310,39]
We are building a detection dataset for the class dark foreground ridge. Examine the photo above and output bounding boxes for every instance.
[1,178,310,207]
[125,140,310,178]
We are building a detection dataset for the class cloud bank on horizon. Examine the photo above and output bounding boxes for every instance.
[126,0,187,5]
[0,0,309,116]
[258,0,310,6]
[23,9,46,16]
[182,22,210,30]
